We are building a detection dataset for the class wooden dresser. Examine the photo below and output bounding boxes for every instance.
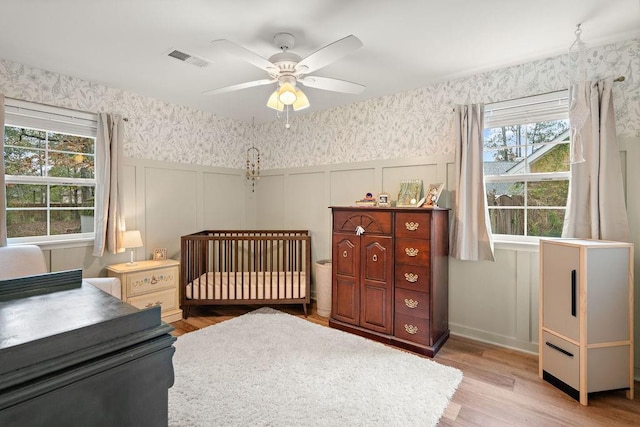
[329,206,450,356]
[107,259,181,323]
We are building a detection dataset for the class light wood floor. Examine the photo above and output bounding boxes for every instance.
[170,303,640,426]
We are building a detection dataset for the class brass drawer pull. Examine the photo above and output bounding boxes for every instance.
[145,301,162,308]
[405,247,419,257]
[151,275,158,284]
[372,254,378,262]
[404,298,418,309]
[404,324,418,335]
[405,222,419,231]
[343,250,348,258]
[404,272,418,283]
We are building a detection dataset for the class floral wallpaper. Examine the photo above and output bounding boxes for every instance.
[0,37,638,171]
[0,59,248,168]
[260,37,640,169]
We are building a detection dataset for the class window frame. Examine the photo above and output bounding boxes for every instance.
[483,90,571,242]
[3,99,98,244]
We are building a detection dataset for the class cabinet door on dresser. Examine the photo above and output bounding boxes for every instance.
[360,235,393,334]
[541,242,580,341]
[332,232,393,333]
[332,233,360,325]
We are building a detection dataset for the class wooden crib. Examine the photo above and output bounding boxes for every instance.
[180,230,311,318]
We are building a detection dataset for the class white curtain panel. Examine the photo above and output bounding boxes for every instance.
[562,78,630,242]
[93,113,126,256]
[0,94,6,247]
[450,104,495,261]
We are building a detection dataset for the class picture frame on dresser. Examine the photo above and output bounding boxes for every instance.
[396,179,423,207]
[153,247,167,261]
[425,183,444,207]
[377,193,390,207]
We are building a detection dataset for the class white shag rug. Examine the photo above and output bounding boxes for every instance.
[169,308,462,427]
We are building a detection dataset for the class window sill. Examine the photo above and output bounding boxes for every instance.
[8,237,94,251]
[493,237,541,252]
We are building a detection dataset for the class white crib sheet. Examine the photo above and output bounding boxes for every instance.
[186,271,307,300]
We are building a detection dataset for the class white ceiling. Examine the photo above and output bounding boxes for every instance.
[1,0,639,124]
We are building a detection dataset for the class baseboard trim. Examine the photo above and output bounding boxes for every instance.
[449,323,538,355]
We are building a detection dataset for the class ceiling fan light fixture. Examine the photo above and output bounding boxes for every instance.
[266,90,284,111]
[203,33,364,118]
[292,89,310,111]
[277,81,297,105]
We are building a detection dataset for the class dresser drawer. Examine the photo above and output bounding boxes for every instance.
[394,313,430,346]
[395,288,429,319]
[542,331,579,390]
[395,212,431,239]
[395,264,430,292]
[127,288,177,313]
[395,238,430,265]
[127,267,178,296]
[333,210,392,234]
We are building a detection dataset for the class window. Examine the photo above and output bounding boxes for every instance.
[483,91,570,239]
[3,99,98,243]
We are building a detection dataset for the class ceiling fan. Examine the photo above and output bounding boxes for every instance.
[202,32,365,112]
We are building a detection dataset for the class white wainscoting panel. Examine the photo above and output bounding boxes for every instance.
[330,168,375,206]
[255,174,285,229]
[145,167,198,259]
[449,246,539,354]
[202,172,247,229]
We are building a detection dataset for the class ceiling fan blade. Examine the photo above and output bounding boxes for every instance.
[299,76,365,94]
[211,39,276,72]
[295,35,363,74]
[202,79,276,96]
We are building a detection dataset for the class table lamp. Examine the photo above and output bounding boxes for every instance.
[122,230,143,266]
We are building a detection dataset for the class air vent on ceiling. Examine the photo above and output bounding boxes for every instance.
[167,49,209,68]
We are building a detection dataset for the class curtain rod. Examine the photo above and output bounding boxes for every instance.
[453,76,626,112]
[6,96,128,121]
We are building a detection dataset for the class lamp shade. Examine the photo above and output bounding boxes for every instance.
[277,82,297,105]
[266,90,285,111]
[292,89,310,111]
[122,230,143,249]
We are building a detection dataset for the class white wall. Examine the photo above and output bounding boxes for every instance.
[450,246,540,353]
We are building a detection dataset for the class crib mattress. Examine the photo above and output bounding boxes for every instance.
[185,271,307,300]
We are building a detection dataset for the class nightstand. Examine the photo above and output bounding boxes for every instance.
[106,259,181,323]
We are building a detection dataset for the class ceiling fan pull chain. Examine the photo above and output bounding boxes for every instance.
[285,105,291,129]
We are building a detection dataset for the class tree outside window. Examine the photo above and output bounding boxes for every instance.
[4,126,96,239]
[483,119,570,238]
